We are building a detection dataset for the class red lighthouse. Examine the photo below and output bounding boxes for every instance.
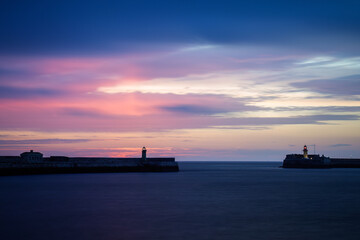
[303,145,308,159]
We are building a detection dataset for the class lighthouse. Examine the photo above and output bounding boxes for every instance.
[142,147,147,160]
[303,145,308,159]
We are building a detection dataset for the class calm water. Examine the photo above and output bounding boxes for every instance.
[1,162,360,240]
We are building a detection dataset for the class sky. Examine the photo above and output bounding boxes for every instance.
[0,0,360,160]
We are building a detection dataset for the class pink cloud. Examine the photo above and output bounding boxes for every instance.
[0,46,306,93]
[0,95,357,132]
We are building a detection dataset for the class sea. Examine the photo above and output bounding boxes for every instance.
[1,161,360,240]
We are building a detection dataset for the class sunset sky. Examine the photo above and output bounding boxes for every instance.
[0,0,359,160]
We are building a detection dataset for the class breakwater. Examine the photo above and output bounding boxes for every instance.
[283,155,360,168]
[282,145,360,168]
[0,148,179,176]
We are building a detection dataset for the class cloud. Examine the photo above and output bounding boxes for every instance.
[0,102,358,132]
[291,75,360,95]
[60,108,113,118]
[209,126,270,130]
[0,139,92,145]
[219,114,359,127]
[0,85,63,99]
[0,68,31,77]
[272,106,360,113]
[159,101,261,115]
[0,1,359,159]
[160,104,228,115]
[329,144,352,147]
[296,56,335,65]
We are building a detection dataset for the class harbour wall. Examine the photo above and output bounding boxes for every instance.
[283,156,360,168]
[329,158,360,168]
[0,156,179,175]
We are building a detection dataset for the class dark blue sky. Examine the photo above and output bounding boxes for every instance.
[1,0,360,55]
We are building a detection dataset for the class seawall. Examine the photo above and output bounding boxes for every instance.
[282,156,360,168]
[329,158,360,168]
[0,155,179,176]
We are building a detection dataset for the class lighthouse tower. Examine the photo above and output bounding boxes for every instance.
[303,145,308,159]
[142,147,147,160]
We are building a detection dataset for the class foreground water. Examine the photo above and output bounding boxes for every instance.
[1,162,360,240]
